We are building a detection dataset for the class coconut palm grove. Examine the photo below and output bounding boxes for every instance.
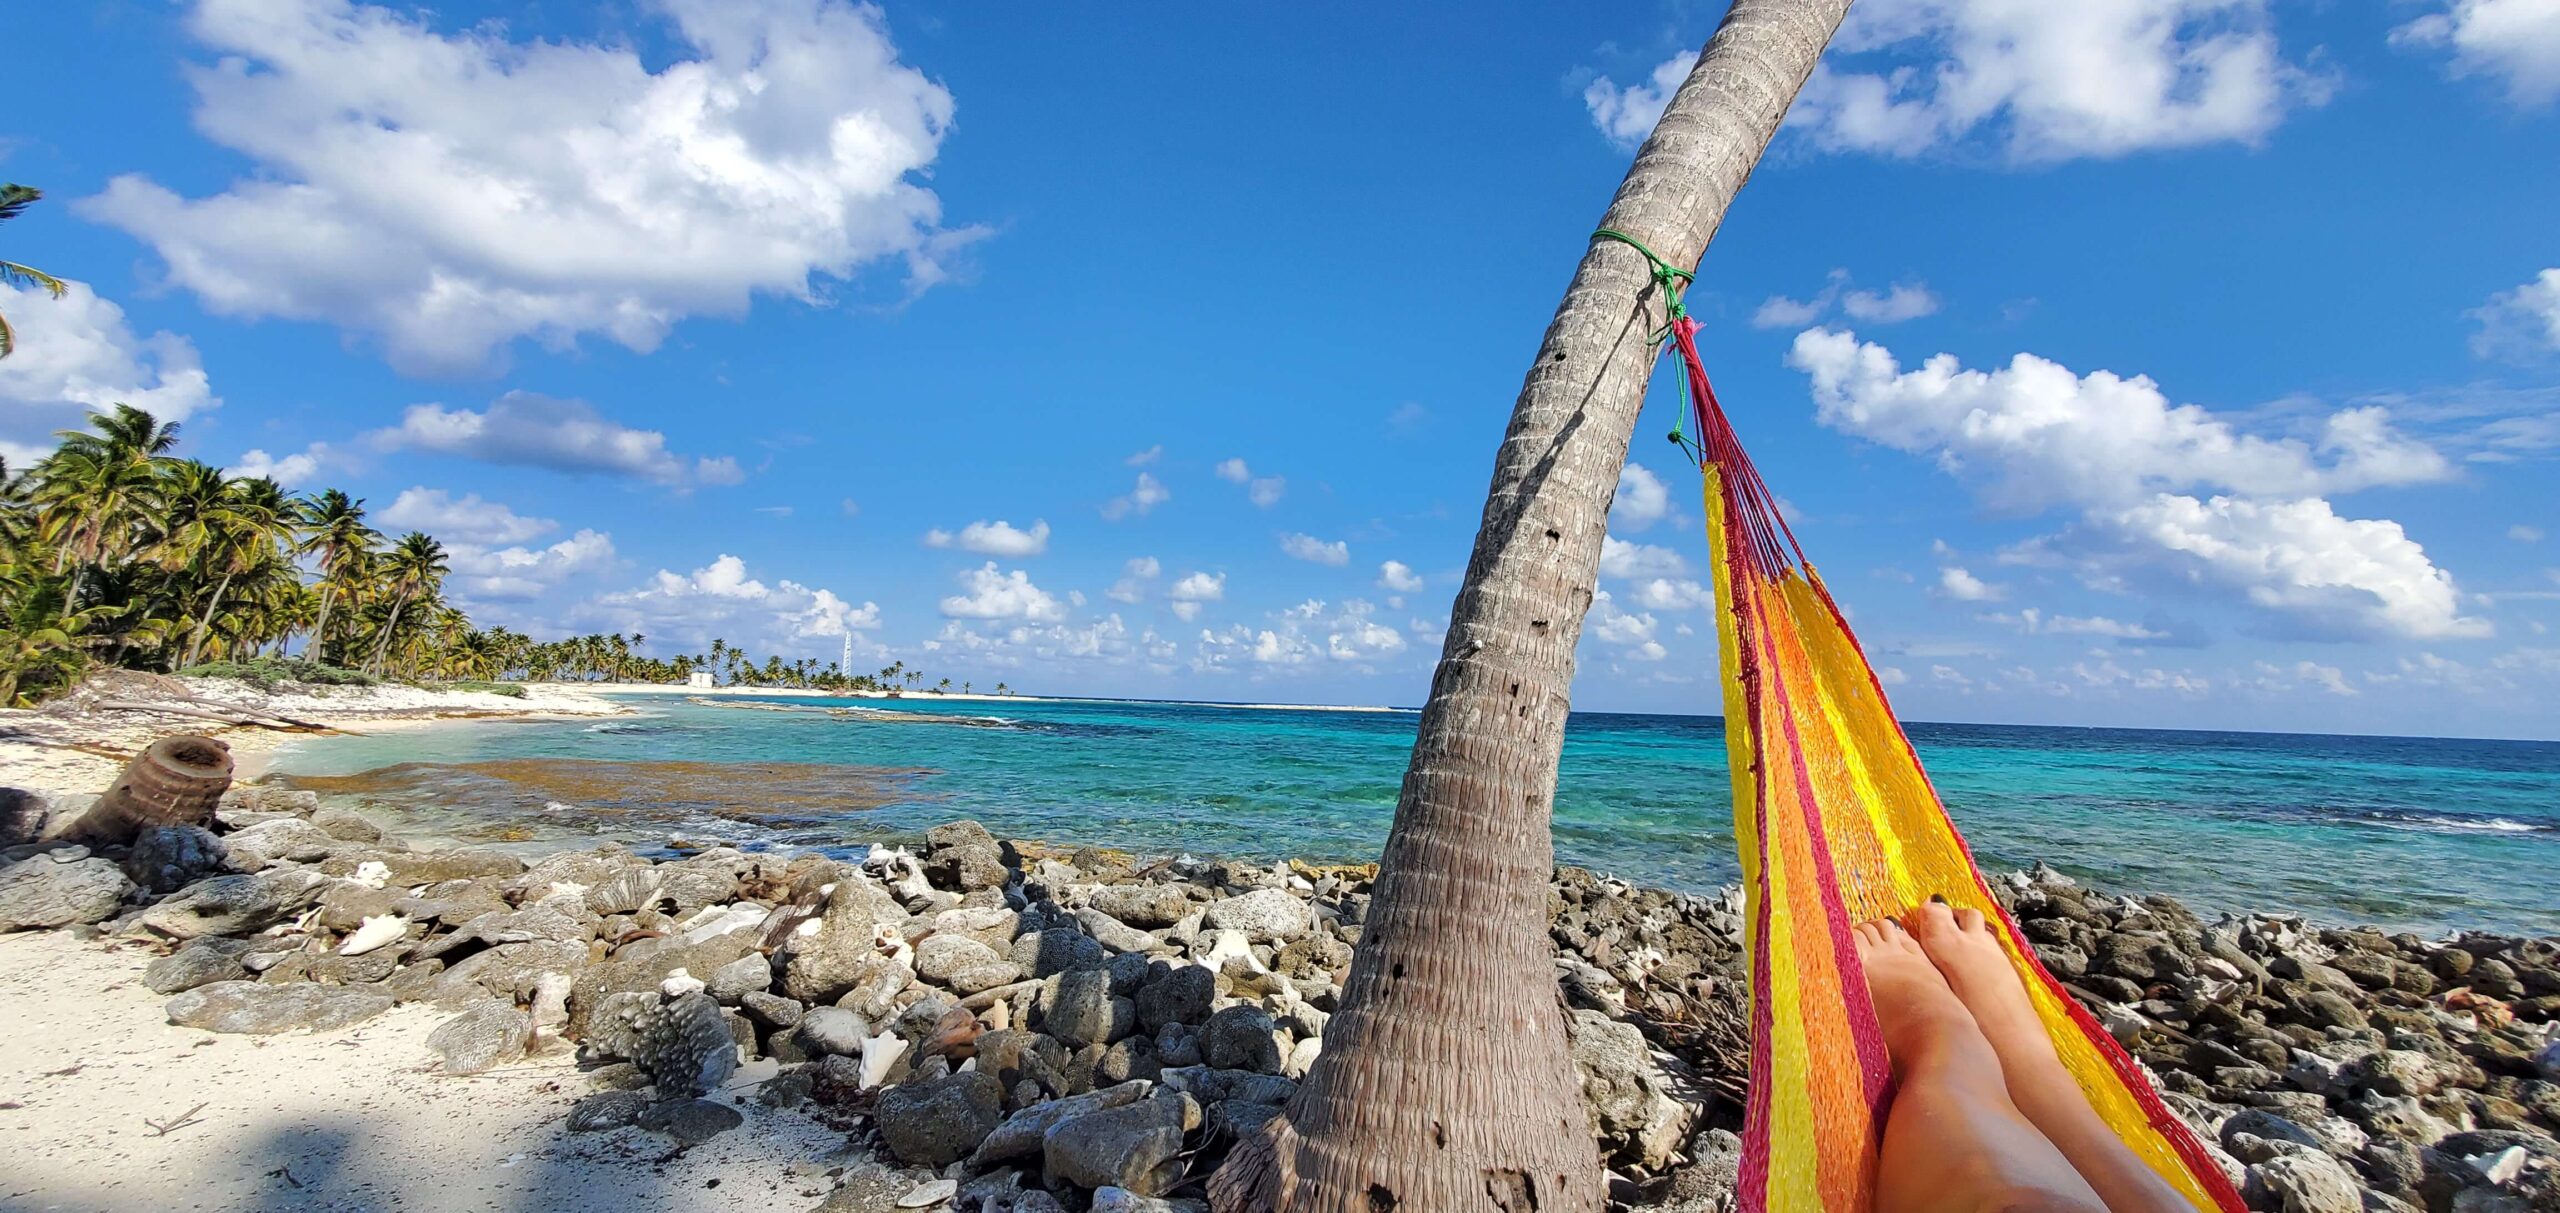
[0,401,965,705]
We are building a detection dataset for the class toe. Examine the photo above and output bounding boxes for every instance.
[1909,899,1958,939]
[1954,906,1987,933]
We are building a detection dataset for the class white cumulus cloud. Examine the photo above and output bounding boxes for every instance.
[1600,536,1689,580]
[372,391,736,487]
[1613,462,1672,532]
[1102,472,1169,520]
[81,0,971,376]
[580,552,872,649]
[1938,566,2005,602]
[1280,532,1351,566]
[1377,560,1426,594]
[228,442,334,488]
[1167,570,1224,622]
[1106,556,1160,605]
[939,562,1066,622]
[2469,268,2560,360]
[2393,0,2560,108]
[0,282,217,463]
[1786,0,2329,162]
[1753,270,1940,329]
[450,528,618,601]
[924,518,1051,557]
[380,487,557,546]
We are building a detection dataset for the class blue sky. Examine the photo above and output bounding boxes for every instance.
[6,0,2558,738]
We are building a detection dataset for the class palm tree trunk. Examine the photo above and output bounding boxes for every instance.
[371,590,411,676]
[1209,6,1853,1213]
[311,582,337,664]
[182,568,238,669]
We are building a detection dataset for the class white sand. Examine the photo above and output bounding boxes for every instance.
[0,931,863,1212]
[0,679,630,796]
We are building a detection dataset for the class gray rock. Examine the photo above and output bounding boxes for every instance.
[123,826,227,893]
[781,876,909,1002]
[441,938,589,1002]
[1045,969,1136,1046]
[566,1089,650,1132]
[815,1163,916,1213]
[1076,908,1160,954]
[2243,1149,2365,1213]
[797,1006,872,1058]
[136,869,325,939]
[707,953,774,1002]
[916,933,1002,984]
[1135,964,1214,1032]
[1091,1188,1208,1213]
[219,818,344,871]
[144,937,254,994]
[877,1070,1005,1168]
[428,998,531,1074]
[166,980,393,1034]
[1042,1091,1199,1196]
[946,961,1024,996]
[1100,1034,1162,1085]
[375,849,526,884]
[970,1080,1155,1166]
[1568,1007,1694,1172]
[1156,1066,1297,1106]
[1014,930,1111,977]
[637,1097,745,1143]
[1663,1128,1743,1209]
[1087,884,1191,929]
[0,854,133,930]
[1201,1004,1284,1075]
[740,990,804,1030]
[310,806,383,842]
[1201,889,1308,943]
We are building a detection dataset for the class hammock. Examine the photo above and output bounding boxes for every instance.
[1610,239,2246,1211]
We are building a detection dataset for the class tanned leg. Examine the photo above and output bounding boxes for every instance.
[1857,917,2107,1213]
[1907,900,2195,1213]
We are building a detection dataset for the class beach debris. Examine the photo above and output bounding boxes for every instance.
[348,860,392,890]
[59,735,233,847]
[898,1178,959,1208]
[337,913,407,956]
[141,1102,208,1137]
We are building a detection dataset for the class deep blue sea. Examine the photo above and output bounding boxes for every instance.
[264,694,2560,936]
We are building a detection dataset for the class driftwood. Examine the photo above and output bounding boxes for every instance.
[92,697,331,733]
[57,735,234,846]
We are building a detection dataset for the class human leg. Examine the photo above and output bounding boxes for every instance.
[1858,917,2108,1213]
[1904,900,2195,1213]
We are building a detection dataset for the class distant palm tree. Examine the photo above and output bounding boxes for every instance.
[0,185,68,359]
[367,532,447,675]
[170,473,293,668]
[962,680,971,694]
[29,404,178,611]
[297,488,377,665]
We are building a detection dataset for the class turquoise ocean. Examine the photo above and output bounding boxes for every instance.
[265,694,2560,936]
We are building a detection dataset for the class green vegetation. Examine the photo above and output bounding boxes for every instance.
[0,184,69,360]
[1,405,972,707]
[440,680,527,699]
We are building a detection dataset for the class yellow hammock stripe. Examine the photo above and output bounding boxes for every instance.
[1696,429,2243,1211]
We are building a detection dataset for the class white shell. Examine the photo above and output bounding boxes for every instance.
[858,1031,909,1090]
[349,860,393,890]
[660,968,707,998]
[339,913,409,956]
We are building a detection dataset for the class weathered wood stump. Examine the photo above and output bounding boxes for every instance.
[62,735,234,846]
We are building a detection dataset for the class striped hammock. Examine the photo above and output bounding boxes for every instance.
[1663,314,2245,1211]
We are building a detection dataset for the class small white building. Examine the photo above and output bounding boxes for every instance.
[687,671,715,688]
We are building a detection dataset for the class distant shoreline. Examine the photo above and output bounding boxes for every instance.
[573,681,1415,714]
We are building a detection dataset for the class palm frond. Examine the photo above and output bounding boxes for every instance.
[0,261,67,298]
[0,185,40,224]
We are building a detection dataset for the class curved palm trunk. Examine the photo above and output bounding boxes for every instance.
[1210,6,1853,1212]
[370,590,412,676]
[311,583,338,664]
[182,567,238,669]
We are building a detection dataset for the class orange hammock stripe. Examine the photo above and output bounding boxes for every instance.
[1672,315,2244,1213]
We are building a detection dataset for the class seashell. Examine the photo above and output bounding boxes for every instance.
[898,1179,958,1209]
[586,866,663,916]
[339,913,409,956]
[349,860,392,890]
[857,1031,908,1090]
[660,968,706,998]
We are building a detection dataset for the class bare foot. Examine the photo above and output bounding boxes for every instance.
[1854,916,1990,1078]
[1908,900,2193,1213]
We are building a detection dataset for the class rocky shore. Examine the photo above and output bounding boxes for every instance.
[1,781,2554,1213]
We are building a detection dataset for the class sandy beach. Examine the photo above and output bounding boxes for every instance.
[0,929,862,1213]
[0,676,630,795]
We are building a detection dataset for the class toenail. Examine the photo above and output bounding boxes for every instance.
[1927,894,1948,905]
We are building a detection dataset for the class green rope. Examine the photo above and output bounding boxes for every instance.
[1591,228,1703,459]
